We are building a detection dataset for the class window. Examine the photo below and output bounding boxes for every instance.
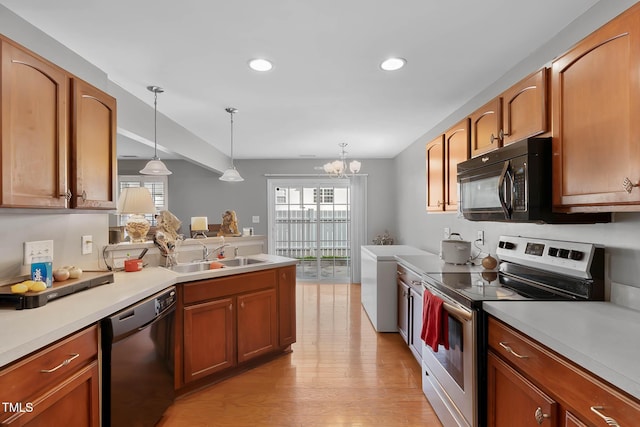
[118,175,168,226]
[314,188,334,204]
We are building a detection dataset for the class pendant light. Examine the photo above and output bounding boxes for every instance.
[219,107,244,182]
[140,85,172,175]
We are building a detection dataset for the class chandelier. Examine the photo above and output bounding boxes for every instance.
[323,143,361,178]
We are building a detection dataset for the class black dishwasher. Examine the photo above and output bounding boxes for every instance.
[101,286,176,427]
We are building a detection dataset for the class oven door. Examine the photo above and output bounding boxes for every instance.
[422,283,475,427]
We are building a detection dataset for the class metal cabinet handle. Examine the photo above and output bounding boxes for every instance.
[82,190,87,201]
[240,301,245,309]
[229,304,233,311]
[534,407,550,424]
[623,177,639,194]
[410,280,421,286]
[40,353,79,373]
[59,190,72,201]
[499,341,529,359]
[491,129,508,144]
[590,406,620,426]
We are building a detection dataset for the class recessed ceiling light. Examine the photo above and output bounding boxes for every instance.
[248,58,273,72]
[380,57,406,71]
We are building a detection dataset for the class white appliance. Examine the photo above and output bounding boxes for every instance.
[360,245,432,332]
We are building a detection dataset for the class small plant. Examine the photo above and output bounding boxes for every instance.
[372,230,394,245]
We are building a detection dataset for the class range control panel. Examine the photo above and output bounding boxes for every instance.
[496,235,598,279]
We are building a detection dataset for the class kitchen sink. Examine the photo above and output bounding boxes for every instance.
[217,257,266,267]
[166,257,267,273]
[167,262,214,273]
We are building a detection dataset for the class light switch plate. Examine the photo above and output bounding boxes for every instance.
[82,235,93,255]
[24,240,54,265]
[252,216,260,223]
[443,227,450,239]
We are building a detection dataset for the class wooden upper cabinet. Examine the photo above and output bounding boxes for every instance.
[444,119,470,211]
[426,135,444,211]
[426,119,470,212]
[501,68,548,146]
[0,39,69,208]
[71,78,117,209]
[0,35,117,210]
[470,98,502,157]
[552,3,640,211]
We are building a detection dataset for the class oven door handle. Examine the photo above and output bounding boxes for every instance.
[498,160,513,219]
[442,301,472,322]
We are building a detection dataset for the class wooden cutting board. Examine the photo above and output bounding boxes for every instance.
[0,271,114,309]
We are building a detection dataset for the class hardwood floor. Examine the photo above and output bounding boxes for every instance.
[161,282,443,426]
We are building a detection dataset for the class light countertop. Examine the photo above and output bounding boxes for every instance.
[484,301,640,400]
[361,245,432,261]
[0,254,297,368]
[395,253,491,274]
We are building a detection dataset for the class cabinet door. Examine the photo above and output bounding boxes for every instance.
[487,352,558,426]
[444,118,470,211]
[552,3,640,210]
[409,287,423,361]
[237,288,278,363]
[183,297,235,383]
[0,39,68,208]
[564,411,587,427]
[397,280,409,344]
[502,68,548,145]
[426,135,445,211]
[470,98,502,157]
[71,78,117,209]
[1,362,100,427]
[278,266,297,347]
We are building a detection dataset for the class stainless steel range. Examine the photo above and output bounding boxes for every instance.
[420,235,605,427]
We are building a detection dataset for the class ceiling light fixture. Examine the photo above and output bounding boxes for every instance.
[219,107,244,182]
[323,143,361,178]
[248,58,273,71]
[380,57,406,71]
[140,86,172,175]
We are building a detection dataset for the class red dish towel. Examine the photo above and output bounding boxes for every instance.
[420,290,449,352]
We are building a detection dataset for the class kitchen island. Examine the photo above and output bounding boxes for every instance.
[0,253,297,368]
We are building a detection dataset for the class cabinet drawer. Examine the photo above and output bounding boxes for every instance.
[183,269,277,304]
[488,317,640,425]
[0,325,98,409]
[396,264,422,291]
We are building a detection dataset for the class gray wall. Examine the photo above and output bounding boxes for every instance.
[393,0,640,289]
[118,158,396,246]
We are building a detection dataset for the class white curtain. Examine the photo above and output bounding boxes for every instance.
[349,175,367,284]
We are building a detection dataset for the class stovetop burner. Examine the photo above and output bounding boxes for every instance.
[422,235,605,309]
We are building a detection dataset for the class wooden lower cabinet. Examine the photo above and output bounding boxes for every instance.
[277,265,296,348]
[177,266,296,390]
[487,352,558,426]
[0,325,100,426]
[183,297,236,382]
[488,317,640,426]
[237,288,278,363]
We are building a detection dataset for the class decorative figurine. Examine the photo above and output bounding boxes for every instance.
[218,210,242,236]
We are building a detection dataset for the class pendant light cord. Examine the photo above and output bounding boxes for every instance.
[153,90,158,159]
[230,110,234,167]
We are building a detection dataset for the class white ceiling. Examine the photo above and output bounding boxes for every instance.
[1,0,601,161]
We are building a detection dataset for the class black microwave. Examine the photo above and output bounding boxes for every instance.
[456,137,610,223]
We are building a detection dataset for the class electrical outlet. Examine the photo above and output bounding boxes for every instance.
[82,235,93,255]
[477,230,484,245]
[23,240,54,265]
[444,227,450,239]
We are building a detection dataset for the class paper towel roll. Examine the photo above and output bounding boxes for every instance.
[191,216,208,231]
